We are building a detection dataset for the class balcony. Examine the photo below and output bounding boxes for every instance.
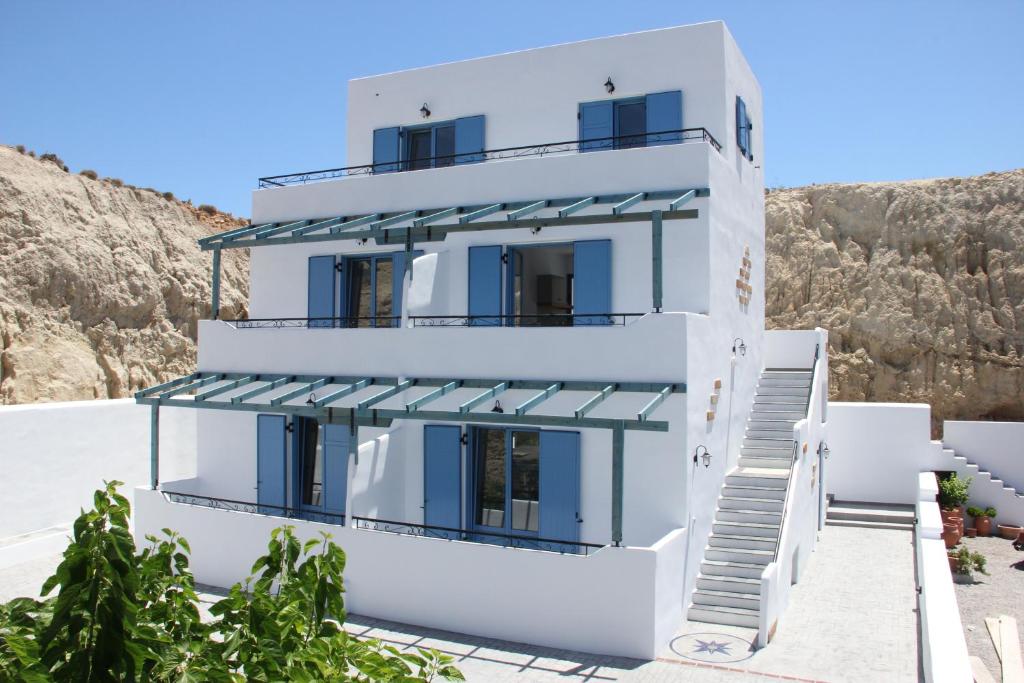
[225,313,645,329]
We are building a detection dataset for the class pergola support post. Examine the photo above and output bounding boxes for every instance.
[651,209,663,313]
[211,248,222,320]
[612,422,625,546]
[150,403,160,490]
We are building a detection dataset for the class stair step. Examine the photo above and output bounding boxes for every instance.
[742,438,794,449]
[747,419,799,431]
[708,534,778,551]
[702,559,767,580]
[692,588,760,610]
[826,501,915,526]
[751,410,805,420]
[825,518,914,531]
[746,429,795,440]
[714,521,780,538]
[697,574,761,595]
[722,485,786,500]
[738,456,793,470]
[720,496,784,512]
[756,386,810,396]
[762,369,812,378]
[758,378,811,387]
[741,445,793,456]
[705,546,773,565]
[727,469,790,489]
[688,604,759,629]
[717,508,783,524]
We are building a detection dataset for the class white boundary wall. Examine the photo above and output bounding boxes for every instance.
[914,473,972,683]
[135,485,686,660]
[943,421,1024,492]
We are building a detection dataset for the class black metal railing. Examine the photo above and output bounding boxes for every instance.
[163,491,347,526]
[352,516,604,556]
[258,128,722,188]
[410,313,645,327]
[226,316,402,329]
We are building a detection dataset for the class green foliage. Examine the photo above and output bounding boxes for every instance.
[0,482,464,682]
[984,507,996,518]
[197,204,217,215]
[937,473,971,509]
[967,506,983,518]
[950,545,988,577]
[161,191,174,201]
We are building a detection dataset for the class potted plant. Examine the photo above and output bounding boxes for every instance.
[938,474,971,540]
[969,506,996,536]
[942,523,959,549]
[947,545,988,583]
[998,523,1023,540]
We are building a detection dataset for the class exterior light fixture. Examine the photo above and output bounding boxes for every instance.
[732,337,747,356]
[491,400,504,414]
[420,103,431,118]
[821,442,830,459]
[694,445,711,468]
[306,393,317,407]
[604,77,615,94]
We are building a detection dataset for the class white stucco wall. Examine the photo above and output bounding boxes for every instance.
[943,420,1024,492]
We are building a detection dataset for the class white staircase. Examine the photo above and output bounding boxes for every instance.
[688,369,812,629]
[825,501,915,530]
[938,446,1024,524]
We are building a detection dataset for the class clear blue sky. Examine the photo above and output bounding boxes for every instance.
[2,1,1021,217]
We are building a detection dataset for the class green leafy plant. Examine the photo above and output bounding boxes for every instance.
[0,482,464,682]
[967,506,983,518]
[984,507,996,518]
[950,545,988,577]
[937,473,971,509]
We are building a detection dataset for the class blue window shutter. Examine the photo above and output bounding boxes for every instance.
[578,101,614,152]
[539,431,581,547]
[424,425,462,538]
[468,245,503,326]
[454,115,485,164]
[307,255,336,328]
[257,414,287,511]
[645,90,683,145]
[323,424,349,516]
[573,239,612,325]
[373,126,401,173]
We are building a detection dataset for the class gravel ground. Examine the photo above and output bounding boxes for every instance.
[953,534,1024,681]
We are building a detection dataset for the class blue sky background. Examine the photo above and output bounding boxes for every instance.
[2,1,1021,217]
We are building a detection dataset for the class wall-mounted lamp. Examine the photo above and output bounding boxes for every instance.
[604,77,615,94]
[306,393,317,407]
[732,337,747,356]
[693,445,711,468]
[821,442,830,459]
[530,226,542,235]
[491,400,504,414]
[420,103,431,119]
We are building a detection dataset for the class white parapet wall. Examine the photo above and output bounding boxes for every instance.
[135,484,686,660]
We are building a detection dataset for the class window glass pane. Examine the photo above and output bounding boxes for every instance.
[616,101,646,149]
[434,125,455,167]
[375,258,393,326]
[348,259,371,327]
[300,419,323,507]
[408,130,432,170]
[475,428,506,528]
[510,431,539,532]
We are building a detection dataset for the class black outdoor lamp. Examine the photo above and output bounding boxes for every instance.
[419,103,431,118]
[694,445,711,468]
[732,337,747,356]
[604,77,615,94]
[821,442,831,459]
[491,400,504,414]
[306,393,317,407]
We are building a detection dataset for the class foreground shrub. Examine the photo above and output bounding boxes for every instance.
[79,169,98,180]
[161,191,174,201]
[0,482,463,682]
[107,177,123,187]
[197,203,217,215]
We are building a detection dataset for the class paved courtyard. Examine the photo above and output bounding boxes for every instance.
[0,525,920,682]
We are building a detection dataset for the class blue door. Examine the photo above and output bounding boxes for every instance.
[539,431,581,550]
[468,245,503,326]
[645,90,683,145]
[257,414,287,513]
[324,424,349,518]
[579,101,614,152]
[573,240,612,325]
[308,255,336,327]
[372,127,401,173]
[424,425,462,539]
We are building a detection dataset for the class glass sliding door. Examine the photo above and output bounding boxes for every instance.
[294,417,324,517]
[347,258,372,327]
[374,258,393,327]
[470,427,540,542]
[510,431,540,532]
[344,254,397,327]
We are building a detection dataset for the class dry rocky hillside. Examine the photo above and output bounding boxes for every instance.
[0,144,1020,428]
[0,145,247,403]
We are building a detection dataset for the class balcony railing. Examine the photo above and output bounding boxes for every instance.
[163,491,347,526]
[227,316,402,329]
[352,516,604,556]
[258,128,722,188]
[222,313,645,329]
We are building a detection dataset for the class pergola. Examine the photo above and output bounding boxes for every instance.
[136,372,686,545]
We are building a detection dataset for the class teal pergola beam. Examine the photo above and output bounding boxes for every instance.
[413,207,458,227]
[559,196,596,218]
[194,375,257,401]
[459,382,508,413]
[637,385,673,422]
[291,216,345,237]
[254,219,308,239]
[459,203,504,224]
[231,376,293,404]
[651,209,663,312]
[506,200,547,221]
[515,383,562,416]
[575,384,616,419]
[136,372,198,399]
[199,222,274,246]
[406,380,461,412]
[356,380,414,410]
[668,189,697,211]
[211,248,222,320]
[612,423,625,545]
[314,379,372,408]
[150,404,159,489]
[370,210,420,231]
[271,378,330,406]
[330,214,381,234]
[160,373,223,399]
[612,192,646,216]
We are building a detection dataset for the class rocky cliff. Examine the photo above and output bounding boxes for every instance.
[1,144,1020,427]
[0,145,248,403]
[766,169,1023,427]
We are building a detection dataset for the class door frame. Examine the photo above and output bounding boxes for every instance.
[466,425,542,541]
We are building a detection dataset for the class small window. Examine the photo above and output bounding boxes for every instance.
[614,100,646,149]
[407,129,432,170]
[373,117,483,173]
[736,96,753,161]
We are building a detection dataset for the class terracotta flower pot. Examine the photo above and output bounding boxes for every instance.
[948,554,958,573]
[975,516,992,537]
[998,524,1022,540]
[943,523,960,549]
[965,527,977,538]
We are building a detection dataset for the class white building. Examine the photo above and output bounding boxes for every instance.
[134,22,828,659]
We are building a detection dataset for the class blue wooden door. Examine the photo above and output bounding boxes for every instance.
[323,424,349,518]
[645,90,683,145]
[424,425,462,539]
[468,245,503,326]
[573,240,612,325]
[454,115,485,164]
[579,101,614,151]
[307,255,336,327]
[257,414,287,512]
[373,127,401,173]
[539,431,581,550]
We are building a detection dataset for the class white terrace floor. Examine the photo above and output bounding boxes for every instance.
[0,525,920,682]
